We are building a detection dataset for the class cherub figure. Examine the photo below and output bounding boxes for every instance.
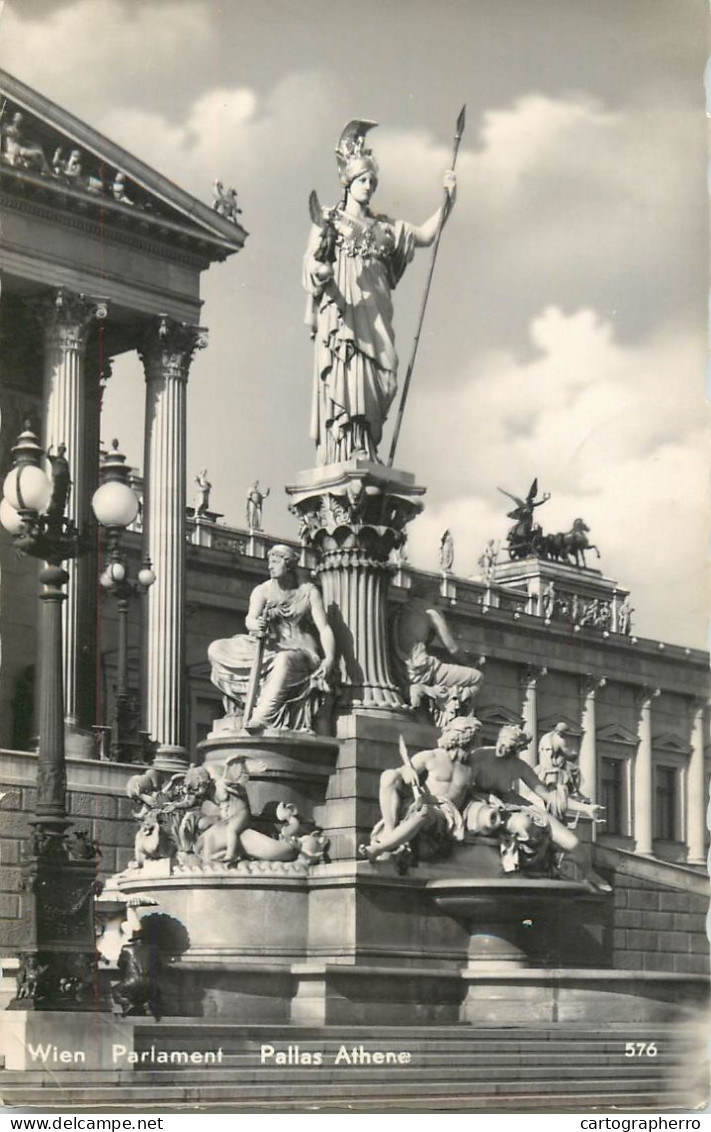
[197,756,322,866]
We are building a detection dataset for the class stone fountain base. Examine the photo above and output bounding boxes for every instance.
[112,863,704,1027]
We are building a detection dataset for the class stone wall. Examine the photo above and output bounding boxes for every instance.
[595,845,709,976]
[0,752,135,955]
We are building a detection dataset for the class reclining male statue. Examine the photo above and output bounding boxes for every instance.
[360,721,611,891]
[359,717,493,864]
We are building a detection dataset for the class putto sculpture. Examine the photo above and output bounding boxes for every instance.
[208,543,335,732]
[122,757,329,874]
[304,120,456,465]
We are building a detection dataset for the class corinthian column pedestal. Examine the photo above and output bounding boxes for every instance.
[286,459,425,710]
[139,317,206,767]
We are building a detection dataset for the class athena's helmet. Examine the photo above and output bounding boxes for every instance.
[335,119,379,187]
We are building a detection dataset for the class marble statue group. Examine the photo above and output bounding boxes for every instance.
[121,119,610,894]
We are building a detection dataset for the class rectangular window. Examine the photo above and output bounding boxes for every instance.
[600,757,624,835]
[655,765,677,841]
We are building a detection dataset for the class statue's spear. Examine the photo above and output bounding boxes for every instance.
[387,105,466,468]
[242,602,273,729]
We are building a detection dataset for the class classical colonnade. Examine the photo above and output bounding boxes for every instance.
[35,284,203,765]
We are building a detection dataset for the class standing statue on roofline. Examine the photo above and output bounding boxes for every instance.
[304,120,457,466]
[246,480,270,531]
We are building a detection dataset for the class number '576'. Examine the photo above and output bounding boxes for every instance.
[624,1042,658,1057]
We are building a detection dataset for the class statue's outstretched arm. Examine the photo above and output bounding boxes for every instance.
[411,170,457,248]
[425,607,460,655]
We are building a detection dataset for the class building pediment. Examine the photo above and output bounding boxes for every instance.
[477,705,522,728]
[0,68,247,263]
[597,722,639,747]
[538,713,581,737]
[652,731,692,756]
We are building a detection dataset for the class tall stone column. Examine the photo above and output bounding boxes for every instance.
[580,675,605,802]
[286,461,425,710]
[38,288,107,747]
[686,700,707,866]
[76,345,111,745]
[139,317,206,766]
[519,665,546,766]
[633,687,659,857]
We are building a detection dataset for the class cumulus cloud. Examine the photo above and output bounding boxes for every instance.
[404,307,708,646]
[0,0,216,116]
[1,2,706,648]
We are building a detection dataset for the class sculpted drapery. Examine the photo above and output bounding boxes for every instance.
[304,209,416,464]
[304,119,455,466]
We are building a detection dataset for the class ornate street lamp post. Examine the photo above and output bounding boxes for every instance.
[92,440,155,762]
[1,423,100,1010]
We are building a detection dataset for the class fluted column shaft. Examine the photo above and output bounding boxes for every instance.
[286,465,424,713]
[687,702,707,865]
[140,318,205,759]
[634,689,658,856]
[520,667,545,766]
[318,553,402,707]
[40,289,106,731]
[580,676,605,802]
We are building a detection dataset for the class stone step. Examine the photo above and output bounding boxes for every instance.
[126,1047,696,1067]
[132,1032,702,1059]
[133,1033,701,1049]
[0,1080,700,1109]
[178,1041,692,1059]
[134,1021,699,1035]
[2,1059,698,1085]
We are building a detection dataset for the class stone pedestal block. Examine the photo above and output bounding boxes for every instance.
[197,731,339,816]
[117,872,310,964]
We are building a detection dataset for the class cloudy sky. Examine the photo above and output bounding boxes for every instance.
[0,0,707,646]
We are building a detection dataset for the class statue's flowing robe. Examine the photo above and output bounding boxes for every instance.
[208,584,321,729]
[304,209,416,464]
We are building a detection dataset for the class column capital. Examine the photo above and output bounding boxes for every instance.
[520,664,547,691]
[32,288,108,351]
[581,673,606,699]
[635,685,661,710]
[139,316,208,384]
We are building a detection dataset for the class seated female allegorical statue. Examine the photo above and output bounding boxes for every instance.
[208,544,336,733]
